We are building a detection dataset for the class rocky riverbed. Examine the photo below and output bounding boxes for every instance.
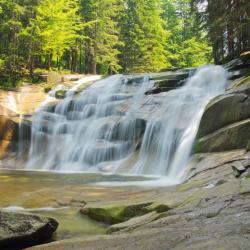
[23,149,250,250]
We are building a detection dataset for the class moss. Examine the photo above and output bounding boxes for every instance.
[55,90,67,99]
[193,140,202,154]
[81,202,171,225]
[245,173,250,179]
[43,82,57,93]
[146,203,170,213]
[44,85,52,93]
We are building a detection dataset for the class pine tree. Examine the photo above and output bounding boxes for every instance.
[162,0,212,68]
[191,0,250,63]
[80,0,122,74]
[29,0,81,69]
[0,0,28,85]
[119,0,169,73]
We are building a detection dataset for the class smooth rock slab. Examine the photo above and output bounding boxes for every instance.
[194,118,250,153]
[197,93,250,138]
[0,210,58,249]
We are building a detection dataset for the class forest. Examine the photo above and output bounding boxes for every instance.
[0,0,249,87]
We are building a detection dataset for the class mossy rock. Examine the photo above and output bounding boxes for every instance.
[80,202,171,225]
[44,85,52,93]
[55,90,67,99]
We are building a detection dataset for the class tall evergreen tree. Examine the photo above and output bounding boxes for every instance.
[192,0,250,63]
[80,0,122,74]
[0,0,41,84]
[162,0,212,67]
[29,0,81,69]
[119,0,169,72]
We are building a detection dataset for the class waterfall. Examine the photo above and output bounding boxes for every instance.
[26,65,227,182]
[131,65,228,180]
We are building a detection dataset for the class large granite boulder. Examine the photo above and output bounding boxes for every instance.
[0,210,58,249]
[195,75,250,153]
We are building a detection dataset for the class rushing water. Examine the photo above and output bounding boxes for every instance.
[25,65,228,183]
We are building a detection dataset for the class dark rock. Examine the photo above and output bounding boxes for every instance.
[155,79,181,88]
[247,141,250,151]
[146,70,189,94]
[0,210,58,250]
[126,76,146,85]
[224,58,249,71]
[145,87,176,95]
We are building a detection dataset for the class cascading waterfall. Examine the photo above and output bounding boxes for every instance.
[131,65,228,180]
[26,74,154,171]
[26,65,227,183]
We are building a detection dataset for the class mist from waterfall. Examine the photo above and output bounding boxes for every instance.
[26,65,228,183]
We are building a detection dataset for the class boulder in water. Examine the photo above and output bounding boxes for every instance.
[0,210,58,249]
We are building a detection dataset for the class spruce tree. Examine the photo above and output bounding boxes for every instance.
[119,0,169,73]
[162,0,212,68]
[29,0,81,69]
[80,0,122,74]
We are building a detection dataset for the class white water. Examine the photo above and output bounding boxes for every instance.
[26,65,228,183]
[131,65,228,180]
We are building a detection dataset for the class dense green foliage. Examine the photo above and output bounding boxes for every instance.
[192,0,250,64]
[2,0,239,87]
[162,0,212,67]
[119,0,170,73]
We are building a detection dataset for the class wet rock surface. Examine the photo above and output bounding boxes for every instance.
[145,70,190,95]
[0,105,31,159]
[1,60,250,249]
[195,69,250,153]
[26,150,250,250]
[0,210,58,250]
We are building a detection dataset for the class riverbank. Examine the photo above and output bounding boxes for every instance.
[15,149,249,250]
